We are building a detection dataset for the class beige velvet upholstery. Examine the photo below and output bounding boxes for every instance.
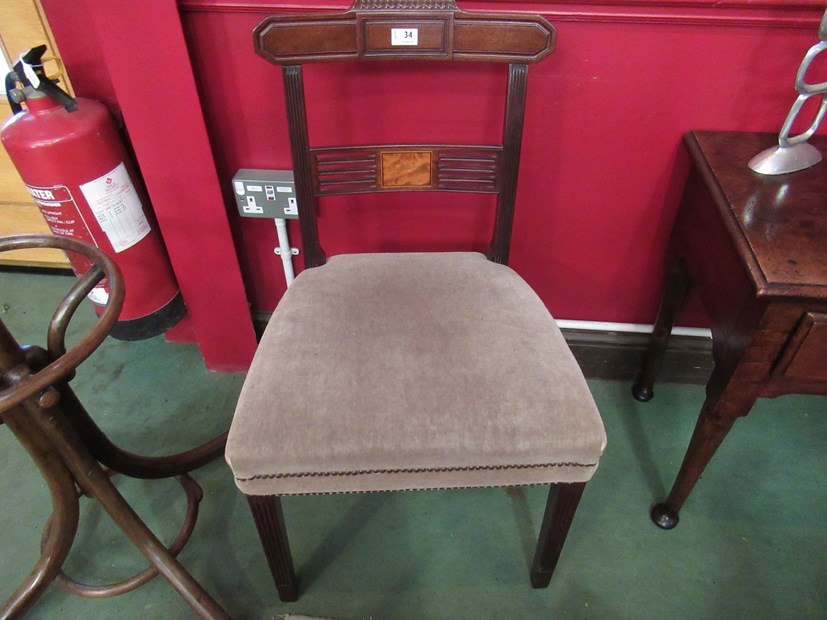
[226,252,606,496]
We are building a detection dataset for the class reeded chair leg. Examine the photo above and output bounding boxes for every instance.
[530,482,586,589]
[247,495,298,602]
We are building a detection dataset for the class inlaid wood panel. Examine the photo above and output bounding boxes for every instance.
[311,145,501,195]
[381,150,432,187]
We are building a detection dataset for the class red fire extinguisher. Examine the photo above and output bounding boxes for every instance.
[1,46,185,341]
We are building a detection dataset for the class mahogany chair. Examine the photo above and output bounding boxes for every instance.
[225,0,607,602]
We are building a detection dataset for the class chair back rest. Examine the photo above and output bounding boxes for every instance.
[254,0,555,267]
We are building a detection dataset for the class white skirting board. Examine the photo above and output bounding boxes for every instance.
[555,319,711,339]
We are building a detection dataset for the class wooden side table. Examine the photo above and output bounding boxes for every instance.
[633,130,827,529]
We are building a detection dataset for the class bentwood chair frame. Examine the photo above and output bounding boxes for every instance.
[0,235,229,619]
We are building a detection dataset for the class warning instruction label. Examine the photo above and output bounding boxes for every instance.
[79,162,151,253]
[26,184,97,246]
[25,183,108,305]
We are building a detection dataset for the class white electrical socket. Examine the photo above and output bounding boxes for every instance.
[284,197,298,217]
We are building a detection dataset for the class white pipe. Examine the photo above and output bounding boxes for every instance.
[555,319,711,339]
[274,218,295,287]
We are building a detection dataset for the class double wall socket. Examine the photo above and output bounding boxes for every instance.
[232,169,297,219]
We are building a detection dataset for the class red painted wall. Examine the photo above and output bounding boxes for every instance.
[39,0,826,368]
[182,0,824,325]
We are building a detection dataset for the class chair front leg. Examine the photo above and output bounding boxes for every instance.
[247,495,298,602]
[530,482,586,588]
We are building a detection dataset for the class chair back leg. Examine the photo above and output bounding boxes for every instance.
[247,495,298,602]
[530,482,587,589]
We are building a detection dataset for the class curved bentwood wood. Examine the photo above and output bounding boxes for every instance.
[226,0,607,603]
[0,235,229,620]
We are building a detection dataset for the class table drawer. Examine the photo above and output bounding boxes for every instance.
[775,312,827,383]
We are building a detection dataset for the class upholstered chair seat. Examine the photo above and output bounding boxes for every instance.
[227,252,606,497]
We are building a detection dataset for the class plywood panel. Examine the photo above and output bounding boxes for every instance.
[0,103,33,205]
[0,0,71,268]
[0,0,62,68]
[0,202,68,267]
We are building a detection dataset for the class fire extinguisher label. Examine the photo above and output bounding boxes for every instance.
[25,182,109,306]
[79,162,152,253]
[26,183,98,246]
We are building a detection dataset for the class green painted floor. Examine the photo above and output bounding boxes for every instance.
[1,270,825,619]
